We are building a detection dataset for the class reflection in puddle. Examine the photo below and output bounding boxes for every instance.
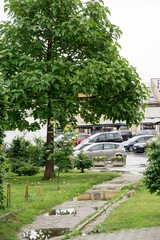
[49,208,77,215]
[23,228,70,239]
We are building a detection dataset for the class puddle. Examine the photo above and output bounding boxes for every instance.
[23,228,70,239]
[47,208,77,216]
[76,190,119,201]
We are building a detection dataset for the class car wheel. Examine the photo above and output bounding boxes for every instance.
[128,145,133,152]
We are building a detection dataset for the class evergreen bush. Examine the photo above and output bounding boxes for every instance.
[7,136,46,175]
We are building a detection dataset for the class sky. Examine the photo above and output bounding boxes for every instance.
[0,0,160,84]
[105,0,160,84]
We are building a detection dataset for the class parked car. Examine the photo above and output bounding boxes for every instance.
[54,132,78,145]
[136,129,158,136]
[123,135,154,152]
[76,133,91,145]
[117,130,132,141]
[73,143,91,151]
[133,135,155,153]
[81,131,123,145]
[73,142,126,160]
[133,142,147,153]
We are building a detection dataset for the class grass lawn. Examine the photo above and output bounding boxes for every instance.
[100,181,160,233]
[0,169,119,240]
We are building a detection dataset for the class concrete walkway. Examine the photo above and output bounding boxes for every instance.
[74,226,160,240]
[18,156,160,240]
[17,172,160,240]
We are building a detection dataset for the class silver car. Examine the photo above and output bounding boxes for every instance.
[73,142,126,160]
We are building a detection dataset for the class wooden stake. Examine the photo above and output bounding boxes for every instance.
[7,183,11,207]
[25,180,29,203]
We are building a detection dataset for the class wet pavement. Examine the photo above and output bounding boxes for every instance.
[109,152,147,174]
[17,153,160,240]
[17,171,143,240]
[74,226,160,240]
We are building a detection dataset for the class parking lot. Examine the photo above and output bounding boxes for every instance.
[109,151,147,174]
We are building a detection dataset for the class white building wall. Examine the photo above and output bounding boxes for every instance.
[151,78,160,101]
[4,125,47,144]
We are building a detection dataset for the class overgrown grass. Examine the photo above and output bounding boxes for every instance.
[0,169,119,240]
[100,181,160,233]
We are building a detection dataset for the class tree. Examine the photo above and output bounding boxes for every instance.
[0,80,8,208]
[74,151,93,173]
[0,0,148,180]
[143,136,160,195]
[53,136,74,189]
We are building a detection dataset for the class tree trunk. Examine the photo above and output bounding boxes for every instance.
[43,118,54,180]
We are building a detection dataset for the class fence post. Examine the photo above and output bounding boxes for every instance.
[38,184,42,195]
[25,180,29,203]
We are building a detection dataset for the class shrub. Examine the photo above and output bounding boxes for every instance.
[92,156,107,161]
[31,137,46,166]
[7,137,33,174]
[7,136,46,175]
[74,152,93,173]
[0,153,6,208]
[18,164,39,176]
[143,136,160,195]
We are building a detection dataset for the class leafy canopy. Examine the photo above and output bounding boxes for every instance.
[0,0,148,131]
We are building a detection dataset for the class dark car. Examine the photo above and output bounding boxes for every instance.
[133,135,154,153]
[133,142,147,153]
[80,131,123,144]
[123,135,154,152]
[117,130,132,141]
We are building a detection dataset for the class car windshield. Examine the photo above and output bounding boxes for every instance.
[73,143,90,151]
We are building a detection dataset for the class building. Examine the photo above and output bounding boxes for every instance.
[4,78,160,144]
